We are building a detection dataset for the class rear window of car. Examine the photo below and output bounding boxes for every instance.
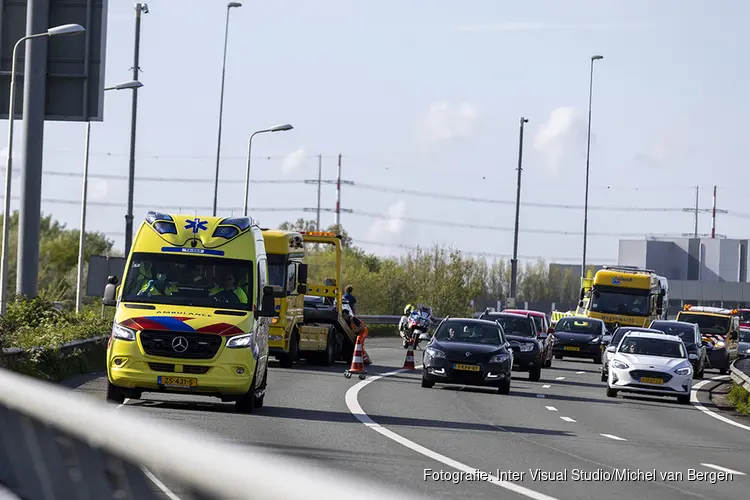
[556,318,602,335]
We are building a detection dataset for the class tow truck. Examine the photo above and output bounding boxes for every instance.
[263,229,356,367]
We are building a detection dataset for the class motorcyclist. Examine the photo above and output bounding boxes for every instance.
[398,303,415,336]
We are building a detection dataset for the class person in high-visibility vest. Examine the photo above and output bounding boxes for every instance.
[209,272,248,305]
[137,263,178,296]
[343,308,371,365]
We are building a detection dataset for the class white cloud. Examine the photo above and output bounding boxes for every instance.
[454,22,613,33]
[420,102,479,142]
[280,148,306,175]
[533,107,586,175]
[368,200,406,239]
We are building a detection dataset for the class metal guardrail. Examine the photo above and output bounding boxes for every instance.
[730,358,750,392]
[0,366,425,500]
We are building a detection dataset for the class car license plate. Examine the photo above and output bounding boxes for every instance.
[453,363,480,372]
[157,376,198,388]
[640,377,663,385]
[564,346,580,351]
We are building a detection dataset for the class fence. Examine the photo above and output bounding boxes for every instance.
[0,366,425,500]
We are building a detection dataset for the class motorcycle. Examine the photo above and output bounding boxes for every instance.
[400,308,433,349]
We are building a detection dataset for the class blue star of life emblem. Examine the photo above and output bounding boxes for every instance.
[185,218,208,234]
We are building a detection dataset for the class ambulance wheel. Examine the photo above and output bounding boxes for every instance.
[105,381,126,405]
[358,373,366,380]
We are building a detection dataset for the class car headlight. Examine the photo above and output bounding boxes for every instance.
[490,353,511,363]
[519,343,534,352]
[425,347,446,359]
[589,336,601,344]
[674,365,692,376]
[745,348,750,354]
[112,324,135,341]
[226,333,253,349]
[611,360,629,369]
[715,341,725,349]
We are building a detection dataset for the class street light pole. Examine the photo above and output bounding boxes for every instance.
[124,2,148,257]
[243,124,294,216]
[581,54,603,283]
[510,117,528,302]
[0,23,85,316]
[212,2,243,217]
[75,81,143,314]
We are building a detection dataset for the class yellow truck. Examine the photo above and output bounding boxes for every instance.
[101,212,278,413]
[553,266,667,331]
[263,229,357,367]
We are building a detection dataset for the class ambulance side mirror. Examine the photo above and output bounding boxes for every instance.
[256,286,279,318]
[102,276,118,307]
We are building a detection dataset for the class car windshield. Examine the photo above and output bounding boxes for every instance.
[121,252,253,311]
[555,318,603,336]
[490,316,535,337]
[435,321,503,345]
[677,313,730,336]
[589,290,650,316]
[618,337,687,358]
[740,330,750,342]
[611,328,654,345]
[649,323,696,345]
[740,311,750,323]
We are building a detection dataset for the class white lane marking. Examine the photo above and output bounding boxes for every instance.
[555,376,565,380]
[560,416,576,423]
[345,365,561,500]
[542,384,551,389]
[143,469,184,500]
[600,434,627,441]
[691,376,750,432]
[536,394,545,398]
[116,400,184,499]
[576,371,585,374]
[701,463,746,475]
[545,406,558,411]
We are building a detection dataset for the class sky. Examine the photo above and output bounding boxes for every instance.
[2,0,750,267]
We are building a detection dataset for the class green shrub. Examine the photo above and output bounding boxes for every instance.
[727,383,750,416]
[0,295,112,382]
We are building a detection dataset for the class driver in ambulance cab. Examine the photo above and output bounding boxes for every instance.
[209,271,248,304]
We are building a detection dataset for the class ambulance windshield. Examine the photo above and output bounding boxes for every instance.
[121,252,253,311]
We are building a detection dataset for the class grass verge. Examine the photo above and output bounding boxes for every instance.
[727,383,750,416]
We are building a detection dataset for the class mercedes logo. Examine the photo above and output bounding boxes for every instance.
[465,352,471,357]
[172,336,189,353]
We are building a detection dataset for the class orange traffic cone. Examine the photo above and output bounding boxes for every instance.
[345,335,367,379]
[362,349,372,365]
[402,347,416,370]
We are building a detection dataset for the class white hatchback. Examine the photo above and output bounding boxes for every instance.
[605,331,693,404]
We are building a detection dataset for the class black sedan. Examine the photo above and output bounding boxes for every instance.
[552,316,607,363]
[421,318,513,394]
[479,311,546,381]
[649,320,708,379]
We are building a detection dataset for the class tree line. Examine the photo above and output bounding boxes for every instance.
[280,218,584,317]
[0,211,583,316]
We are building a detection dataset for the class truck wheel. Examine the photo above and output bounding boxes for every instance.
[279,333,299,368]
[322,328,336,366]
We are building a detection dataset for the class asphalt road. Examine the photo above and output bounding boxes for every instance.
[736,357,750,375]
[69,338,750,500]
